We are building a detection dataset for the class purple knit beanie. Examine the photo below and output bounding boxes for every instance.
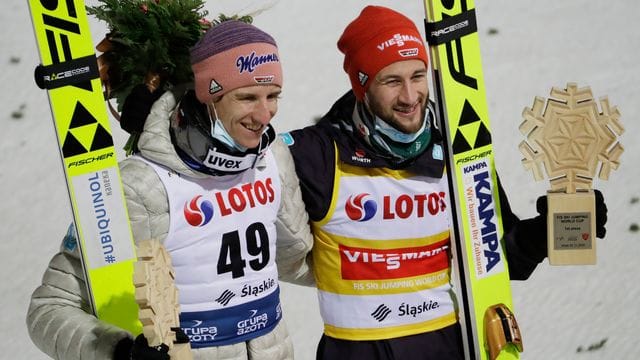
[190,20,283,103]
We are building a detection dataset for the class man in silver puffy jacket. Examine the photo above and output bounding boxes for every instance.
[27,20,313,360]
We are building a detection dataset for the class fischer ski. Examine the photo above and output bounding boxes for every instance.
[422,1,523,359]
[27,0,141,334]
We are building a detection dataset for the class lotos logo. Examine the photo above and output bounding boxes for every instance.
[345,193,377,221]
[184,195,214,227]
[183,178,275,225]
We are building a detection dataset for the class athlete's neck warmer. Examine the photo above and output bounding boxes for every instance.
[174,125,275,177]
[351,101,433,161]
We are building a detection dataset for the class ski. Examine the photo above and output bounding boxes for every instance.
[27,0,141,334]
[422,1,523,359]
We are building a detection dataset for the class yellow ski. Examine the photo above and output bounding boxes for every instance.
[422,0,523,358]
[27,0,141,334]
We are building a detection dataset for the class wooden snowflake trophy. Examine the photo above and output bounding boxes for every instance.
[519,83,624,265]
[134,240,193,359]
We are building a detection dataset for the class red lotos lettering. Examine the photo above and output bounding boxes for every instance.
[213,178,276,216]
[382,192,446,219]
[216,192,232,216]
[265,178,275,202]
[254,180,268,204]
[241,183,256,207]
[228,188,246,212]
[395,194,413,218]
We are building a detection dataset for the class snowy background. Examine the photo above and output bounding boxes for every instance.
[2,0,639,359]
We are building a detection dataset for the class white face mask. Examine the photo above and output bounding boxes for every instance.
[373,114,427,143]
[209,104,248,152]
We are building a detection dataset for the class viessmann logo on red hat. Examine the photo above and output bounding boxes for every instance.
[377,33,423,51]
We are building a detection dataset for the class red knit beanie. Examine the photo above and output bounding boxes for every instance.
[338,6,429,100]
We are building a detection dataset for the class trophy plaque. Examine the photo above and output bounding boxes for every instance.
[519,83,624,265]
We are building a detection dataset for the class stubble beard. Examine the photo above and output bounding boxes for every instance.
[368,96,427,134]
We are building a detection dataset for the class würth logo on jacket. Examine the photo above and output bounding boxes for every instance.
[183,178,275,226]
[351,148,372,164]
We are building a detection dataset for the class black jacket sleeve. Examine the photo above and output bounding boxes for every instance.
[497,177,547,280]
[287,126,336,222]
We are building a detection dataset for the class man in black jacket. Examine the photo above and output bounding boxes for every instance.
[281,5,608,360]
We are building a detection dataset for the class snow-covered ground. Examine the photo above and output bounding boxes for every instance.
[2,0,638,359]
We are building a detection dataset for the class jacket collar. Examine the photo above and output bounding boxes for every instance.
[318,90,445,178]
